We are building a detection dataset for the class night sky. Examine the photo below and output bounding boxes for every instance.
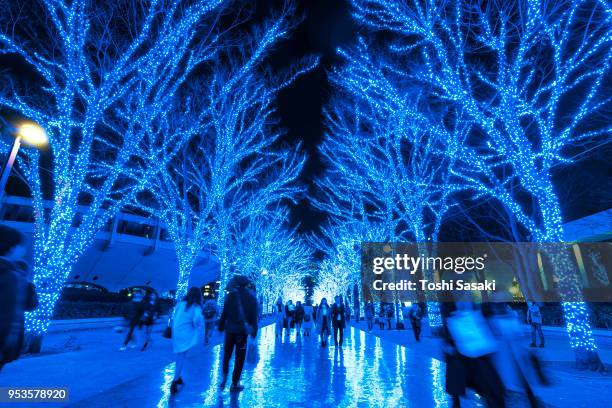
[261,0,357,234]
[2,0,610,236]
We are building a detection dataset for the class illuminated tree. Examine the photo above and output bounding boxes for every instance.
[0,0,232,345]
[311,218,391,313]
[320,40,469,327]
[350,0,611,366]
[137,9,312,303]
[233,208,312,311]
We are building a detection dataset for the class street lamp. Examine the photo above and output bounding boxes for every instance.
[0,120,48,201]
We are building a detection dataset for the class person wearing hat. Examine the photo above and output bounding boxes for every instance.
[218,275,258,393]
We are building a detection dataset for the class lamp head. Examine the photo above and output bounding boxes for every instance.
[16,121,48,147]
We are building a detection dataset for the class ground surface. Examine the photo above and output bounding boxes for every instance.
[1,321,611,407]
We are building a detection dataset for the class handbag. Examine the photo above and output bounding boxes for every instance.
[162,318,172,339]
[246,336,259,365]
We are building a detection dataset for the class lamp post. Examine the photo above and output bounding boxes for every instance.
[0,120,48,203]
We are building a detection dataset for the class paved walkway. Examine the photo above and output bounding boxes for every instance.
[349,319,612,408]
[70,325,459,408]
[2,322,611,407]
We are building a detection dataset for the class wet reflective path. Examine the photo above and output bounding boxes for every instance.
[70,325,453,408]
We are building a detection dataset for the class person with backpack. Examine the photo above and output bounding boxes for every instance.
[527,302,544,348]
[302,300,315,337]
[202,298,218,345]
[294,301,305,335]
[170,287,204,394]
[218,275,258,393]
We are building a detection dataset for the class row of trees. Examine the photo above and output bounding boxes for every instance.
[0,0,313,349]
[315,0,611,368]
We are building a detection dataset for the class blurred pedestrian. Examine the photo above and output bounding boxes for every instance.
[170,287,204,393]
[408,303,423,342]
[302,300,314,337]
[0,225,37,372]
[285,300,295,334]
[378,305,385,329]
[527,302,544,348]
[331,295,346,347]
[274,297,285,338]
[441,302,505,408]
[317,298,331,347]
[364,302,375,331]
[202,298,218,344]
[218,275,258,393]
[294,301,304,335]
[385,304,393,329]
[141,292,161,351]
[485,302,543,408]
[120,290,147,351]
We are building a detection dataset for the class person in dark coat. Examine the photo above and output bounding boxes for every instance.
[121,291,148,350]
[294,301,305,335]
[440,302,505,408]
[218,275,258,393]
[0,225,37,372]
[331,296,346,347]
[140,292,161,351]
[316,298,331,347]
[408,304,423,342]
[364,302,375,331]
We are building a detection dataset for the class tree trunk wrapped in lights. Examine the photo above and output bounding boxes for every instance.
[0,0,235,350]
[349,0,611,367]
[135,5,314,305]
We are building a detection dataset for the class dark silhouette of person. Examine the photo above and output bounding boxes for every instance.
[0,224,37,371]
[331,296,346,347]
[218,275,258,393]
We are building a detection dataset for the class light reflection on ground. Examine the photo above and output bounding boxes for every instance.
[71,325,452,407]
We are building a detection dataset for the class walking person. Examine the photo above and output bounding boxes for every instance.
[441,301,505,408]
[302,300,315,337]
[0,225,37,372]
[385,304,394,330]
[364,302,375,331]
[202,298,218,345]
[170,287,204,394]
[294,301,305,335]
[316,298,331,347]
[378,305,385,330]
[408,303,423,342]
[331,296,346,347]
[285,300,295,334]
[218,275,258,393]
[274,297,285,338]
[527,302,544,348]
[120,290,147,351]
[141,292,161,351]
